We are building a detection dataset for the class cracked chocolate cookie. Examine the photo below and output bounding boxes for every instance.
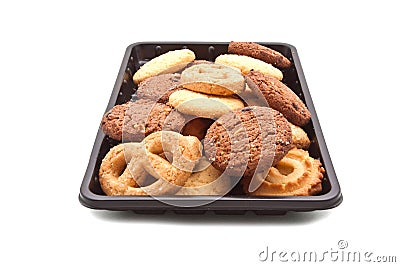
[204,106,292,178]
[136,73,181,103]
[228,41,291,69]
[246,70,311,126]
[101,99,185,141]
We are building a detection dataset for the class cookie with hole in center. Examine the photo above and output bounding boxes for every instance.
[241,148,324,196]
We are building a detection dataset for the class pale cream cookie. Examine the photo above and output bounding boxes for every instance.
[168,89,244,118]
[215,54,283,80]
[133,49,195,84]
[180,63,245,96]
[176,158,231,195]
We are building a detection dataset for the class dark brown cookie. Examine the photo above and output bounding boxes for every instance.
[204,106,292,178]
[228,42,291,69]
[157,85,182,104]
[181,117,215,141]
[101,99,185,141]
[136,73,181,103]
[101,102,130,141]
[246,70,311,126]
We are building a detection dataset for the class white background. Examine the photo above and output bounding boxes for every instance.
[1,1,399,266]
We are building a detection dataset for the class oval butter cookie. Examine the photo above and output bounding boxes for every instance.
[133,49,195,84]
[180,63,245,96]
[215,54,283,80]
[168,89,244,118]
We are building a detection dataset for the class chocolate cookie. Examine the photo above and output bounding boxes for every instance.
[136,73,181,103]
[246,70,311,126]
[101,99,185,141]
[204,106,292,178]
[228,42,291,69]
[101,102,131,141]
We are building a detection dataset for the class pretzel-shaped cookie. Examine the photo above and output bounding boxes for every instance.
[242,148,324,196]
[99,131,202,196]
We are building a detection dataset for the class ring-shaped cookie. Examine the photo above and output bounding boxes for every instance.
[99,143,147,196]
[99,131,202,196]
[243,148,324,196]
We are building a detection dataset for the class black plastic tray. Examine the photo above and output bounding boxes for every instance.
[79,42,342,215]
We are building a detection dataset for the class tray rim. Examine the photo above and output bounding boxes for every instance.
[79,41,343,212]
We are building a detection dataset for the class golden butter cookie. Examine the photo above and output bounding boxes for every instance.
[180,64,245,96]
[215,54,283,80]
[176,158,231,195]
[242,148,324,196]
[289,123,310,149]
[133,49,195,84]
[168,89,244,118]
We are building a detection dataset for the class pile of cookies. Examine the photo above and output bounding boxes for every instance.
[99,42,324,197]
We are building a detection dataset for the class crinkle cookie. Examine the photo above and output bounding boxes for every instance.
[136,73,181,103]
[228,41,291,69]
[204,106,292,178]
[246,70,311,126]
[101,99,185,141]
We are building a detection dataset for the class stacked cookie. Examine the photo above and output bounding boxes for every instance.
[99,42,324,197]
